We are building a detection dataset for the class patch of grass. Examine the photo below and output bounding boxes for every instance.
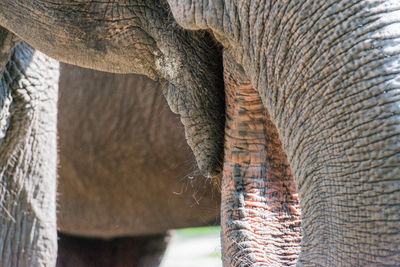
[175,226,220,237]
[208,250,222,258]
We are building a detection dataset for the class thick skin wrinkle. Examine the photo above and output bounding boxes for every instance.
[0,0,225,174]
[222,52,301,266]
[0,43,58,267]
[57,64,220,238]
[169,0,400,265]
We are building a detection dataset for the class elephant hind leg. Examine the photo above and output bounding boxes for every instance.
[56,232,170,267]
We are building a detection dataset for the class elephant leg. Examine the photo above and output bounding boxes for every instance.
[56,233,170,267]
[0,40,59,265]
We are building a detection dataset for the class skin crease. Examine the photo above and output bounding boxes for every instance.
[1,0,400,266]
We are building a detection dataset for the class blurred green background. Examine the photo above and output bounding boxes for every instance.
[160,226,222,267]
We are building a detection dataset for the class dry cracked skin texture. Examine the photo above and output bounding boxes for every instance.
[0,0,226,175]
[1,0,400,266]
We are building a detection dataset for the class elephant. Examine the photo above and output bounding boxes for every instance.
[1,0,400,266]
[56,63,220,266]
[0,40,220,266]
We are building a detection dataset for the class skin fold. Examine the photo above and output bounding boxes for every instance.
[1,0,400,266]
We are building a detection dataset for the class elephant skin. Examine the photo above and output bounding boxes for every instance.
[0,42,59,266]
[1,0,400,266]
[57,63,220,238]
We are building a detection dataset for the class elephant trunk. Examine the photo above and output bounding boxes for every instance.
[221,53,301,265]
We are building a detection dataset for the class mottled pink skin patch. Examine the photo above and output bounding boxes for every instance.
[221,55,301,266]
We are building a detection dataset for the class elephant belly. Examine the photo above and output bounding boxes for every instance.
[56,64,220,238]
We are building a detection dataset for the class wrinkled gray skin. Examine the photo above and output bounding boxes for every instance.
[0,41,59,266]
[1,0,400,266]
